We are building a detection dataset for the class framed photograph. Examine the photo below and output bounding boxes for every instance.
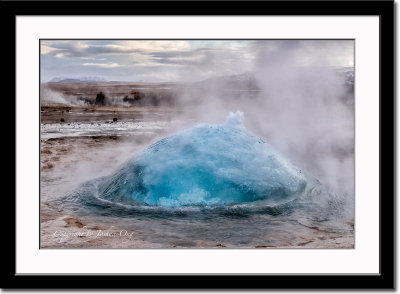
[6,0,394,289]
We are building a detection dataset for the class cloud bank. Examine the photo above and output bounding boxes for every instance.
[41,40,354,82]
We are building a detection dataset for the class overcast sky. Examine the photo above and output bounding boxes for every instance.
[40,40,354,83]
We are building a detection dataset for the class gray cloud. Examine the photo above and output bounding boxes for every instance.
[41,40,353,82]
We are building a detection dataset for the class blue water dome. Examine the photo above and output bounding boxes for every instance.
[98,111,309,207]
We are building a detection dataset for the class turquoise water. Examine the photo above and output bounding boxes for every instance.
[61,112,353,247]
[97,111,310,207]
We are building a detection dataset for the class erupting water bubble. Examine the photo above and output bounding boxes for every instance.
[96,111,313,207]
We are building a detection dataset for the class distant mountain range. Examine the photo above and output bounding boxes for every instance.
[191,72,259,91]
[47,67,354,86]
[191,68,354,90]
[48,77,108,83]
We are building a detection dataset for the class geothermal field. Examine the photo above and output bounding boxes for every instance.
[40,71,354,249]
[40,40,355,249]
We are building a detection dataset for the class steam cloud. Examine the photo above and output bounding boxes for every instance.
[172,40,354,198]
[40,84,70,105]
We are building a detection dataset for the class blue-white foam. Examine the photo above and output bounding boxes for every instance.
[96,111,312,207]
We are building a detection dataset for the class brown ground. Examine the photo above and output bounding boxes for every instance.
[41,104,178,124]
[45,82,177,99]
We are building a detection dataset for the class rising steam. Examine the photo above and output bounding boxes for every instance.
[173,40,354,199]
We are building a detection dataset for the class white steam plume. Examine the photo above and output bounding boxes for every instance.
[172,40,354,197]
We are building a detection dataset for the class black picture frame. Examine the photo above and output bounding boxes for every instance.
[4,0,394,290]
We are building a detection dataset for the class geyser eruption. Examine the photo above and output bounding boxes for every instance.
[95,111,315,207]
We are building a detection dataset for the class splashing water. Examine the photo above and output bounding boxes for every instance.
[58,111,353,248]
[79,111,319,208]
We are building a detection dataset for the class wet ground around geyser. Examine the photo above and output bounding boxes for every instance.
[40,106,354,249]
